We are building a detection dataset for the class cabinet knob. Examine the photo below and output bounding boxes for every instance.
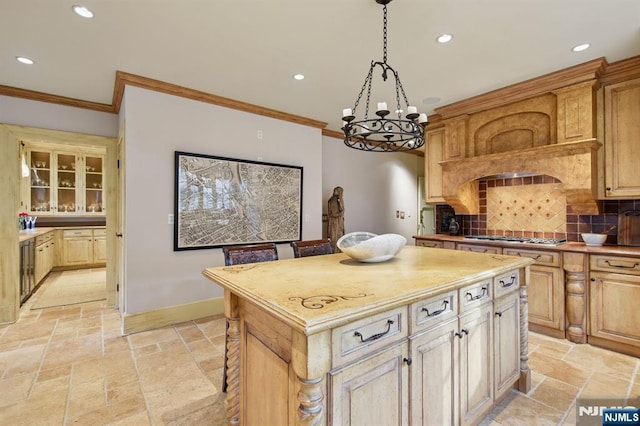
[590,278,595,281]
[403,357,412,366]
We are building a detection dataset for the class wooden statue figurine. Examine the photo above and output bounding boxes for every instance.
[327,186,345,252]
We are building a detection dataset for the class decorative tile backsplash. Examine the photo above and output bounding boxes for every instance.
[436,175,640,243]
[487,183,566,233]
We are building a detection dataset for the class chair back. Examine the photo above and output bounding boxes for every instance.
[222,243,279,266]
[290,238,334,258]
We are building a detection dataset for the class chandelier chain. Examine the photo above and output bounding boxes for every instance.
[382,4,388,64]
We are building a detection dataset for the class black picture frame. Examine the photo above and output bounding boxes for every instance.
[174,151,303,250]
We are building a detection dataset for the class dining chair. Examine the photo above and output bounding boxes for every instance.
[290,238,334,258]
[220,242,279,393]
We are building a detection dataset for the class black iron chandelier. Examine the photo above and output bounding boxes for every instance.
[342,0,428,153]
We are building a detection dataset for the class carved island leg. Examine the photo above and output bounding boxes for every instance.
[518,267,531,393]
[225,317,240,425]
[297,376,324,426]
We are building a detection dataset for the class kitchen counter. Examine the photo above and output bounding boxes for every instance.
[413,234,640,256]
[18,226,105,243]
[203,245,534,425]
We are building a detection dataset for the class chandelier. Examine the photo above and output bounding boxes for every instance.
[342,0,428,153]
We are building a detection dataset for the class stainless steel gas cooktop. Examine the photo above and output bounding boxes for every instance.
[464,235,566,246]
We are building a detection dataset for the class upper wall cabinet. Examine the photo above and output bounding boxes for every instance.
[603,77,640,198]
[23,146,105,215]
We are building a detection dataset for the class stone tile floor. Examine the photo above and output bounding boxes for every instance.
[0,272,638,425]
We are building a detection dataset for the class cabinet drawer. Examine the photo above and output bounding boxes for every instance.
[331,306,407,368]
[63,229,92,238]
[502,248,560,267]
[457,243,502,254]
[35,232,54,246]
[494,270,520,299]
[459,280,492,312]
[410,290,458,333]
[93,228,107,237]
[590,255,640,275]
[416,240,443,249]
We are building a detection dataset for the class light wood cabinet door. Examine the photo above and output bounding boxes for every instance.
[459,303,493,426]
[604,78,640,198]
[590,271,640,348]
[425,127,445,203]
[493,292,520,400]
[63,236,93,265]
[330,342,409,426]
[93,235,107,263]
[410,319,459,426]
[528,265,564,331]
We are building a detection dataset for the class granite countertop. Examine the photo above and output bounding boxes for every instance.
[18,226,106,243]
[203,245,533,335]
[413,234,640,257]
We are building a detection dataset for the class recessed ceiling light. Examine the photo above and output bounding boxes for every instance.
[72,5,94,18]
[293,73,305,80]
[16,56,34,65]
[572,43,590,52]
[436,34,453,44]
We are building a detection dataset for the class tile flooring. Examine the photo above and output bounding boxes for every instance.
[0,272,638,425]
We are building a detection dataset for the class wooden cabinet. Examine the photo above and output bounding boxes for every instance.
[34,232,55,284]
[61,228,106,266]
[589,254,640,356]
[503,247,564,337]
[493,291,520,400]
[603,78,640,198]
[416,239,444,249]
[457,243,502,255]
[330,342,410,425]
[424,126,445,203]
[24,146,105,215]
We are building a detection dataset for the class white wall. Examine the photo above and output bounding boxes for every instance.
[0,95,118,137]
[322,136,423,242]
[122,86,324,313]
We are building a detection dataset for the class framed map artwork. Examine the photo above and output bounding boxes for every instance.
[174,151,303,250]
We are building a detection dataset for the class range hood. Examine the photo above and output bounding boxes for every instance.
[439,139,602,215]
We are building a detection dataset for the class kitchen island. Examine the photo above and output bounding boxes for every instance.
[203,245,534,425]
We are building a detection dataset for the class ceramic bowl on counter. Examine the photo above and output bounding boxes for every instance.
[581,233,607,246]
[337,231,407,263]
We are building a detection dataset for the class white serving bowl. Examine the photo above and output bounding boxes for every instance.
[581,233,607,246]
[337,232,407,263]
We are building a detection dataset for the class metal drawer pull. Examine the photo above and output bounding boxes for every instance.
[354,319,394,343]
[499,276,517,288]
[455,328,469,339]
[421,300,449,317]
[605,260,639,269]
[517,253,541,260]
[465,287,487,301]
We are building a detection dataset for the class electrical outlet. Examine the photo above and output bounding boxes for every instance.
[168,214,174,225]
[257,130,263,139]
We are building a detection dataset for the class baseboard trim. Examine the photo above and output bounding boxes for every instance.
[123,297,224,335]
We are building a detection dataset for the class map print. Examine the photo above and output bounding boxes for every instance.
[175,153,302,250]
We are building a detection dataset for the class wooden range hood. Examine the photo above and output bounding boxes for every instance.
[426,57,617,216]
[440,139,602,215]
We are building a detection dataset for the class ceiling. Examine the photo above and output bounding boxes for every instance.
[2,0,639,137]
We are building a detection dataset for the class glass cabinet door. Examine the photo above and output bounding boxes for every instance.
[56,152,78,213]
[29,150,52,213]
[84,155,104,213]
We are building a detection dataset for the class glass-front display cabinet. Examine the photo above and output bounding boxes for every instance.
[24,146,105,216]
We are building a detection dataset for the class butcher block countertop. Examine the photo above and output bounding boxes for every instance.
[413,234,640,256]
[202,245,533,336]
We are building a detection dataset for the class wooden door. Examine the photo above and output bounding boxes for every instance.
[590,271,640,348]
[493,293,520,399]
[410,319,458,426]
[527,265,564,331]
[604,78,640,198]
[459,303,493,426]
[425,127,445,203]
[331,342,409,426]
